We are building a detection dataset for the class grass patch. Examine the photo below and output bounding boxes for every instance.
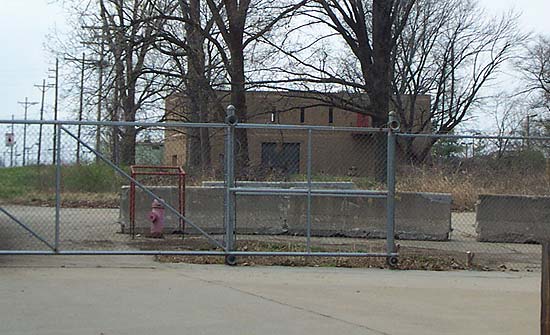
[0,164,126,207]
[3,152,549,211]
[62,164,126,193]
[396,160,550,211]
[0,165,53,199]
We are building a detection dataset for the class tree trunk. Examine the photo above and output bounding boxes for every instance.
[120,44,137,166]
[229,37,250,175]
[120,91,137,166]
[370,0,394,182]
[185,0,211,173]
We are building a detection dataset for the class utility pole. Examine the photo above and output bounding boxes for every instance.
[96,39,105,163]
[34,79,55,165]
[65,52,86,164]
[82,24,107,163]
[49,58,59,164]
[17,97,39,166]
[66,52,103,164]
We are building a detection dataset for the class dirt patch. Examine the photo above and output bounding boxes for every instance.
[1,192,119,208]
[152,238,485,271]
[156,254,475,271]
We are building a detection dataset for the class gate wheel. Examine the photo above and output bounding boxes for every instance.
[386,256,398,268]
[225,254,237,266]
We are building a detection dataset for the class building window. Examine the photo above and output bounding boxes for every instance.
[328,107,334,124]
[171,155,178,166]
[300,108,305,123]
[261,142,300,175]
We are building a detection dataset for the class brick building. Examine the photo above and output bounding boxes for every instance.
[164,91,430,178]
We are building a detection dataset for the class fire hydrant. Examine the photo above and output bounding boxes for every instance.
[148,199,165,238]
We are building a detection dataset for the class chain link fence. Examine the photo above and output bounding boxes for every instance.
[1,118,548,270]
[394,133,549,270]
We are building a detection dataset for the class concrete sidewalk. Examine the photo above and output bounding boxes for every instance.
[0,256,540,335]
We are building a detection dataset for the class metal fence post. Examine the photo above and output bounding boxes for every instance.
[54,123,62,252]
[386,112,399,265]
[224,105,237,264]
[542,241,550,335]
[306,129,313,253]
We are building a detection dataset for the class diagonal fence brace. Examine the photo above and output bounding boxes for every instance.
[0,207,56,251]
[60,126,226,251]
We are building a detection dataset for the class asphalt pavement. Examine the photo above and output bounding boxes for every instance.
[0,255,540,335]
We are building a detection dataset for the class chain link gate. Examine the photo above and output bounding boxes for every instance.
[222,106,399,265]
[0,110,399,266]
[3,112,550,270]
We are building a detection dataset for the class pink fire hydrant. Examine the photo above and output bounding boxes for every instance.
[148,199,165,238]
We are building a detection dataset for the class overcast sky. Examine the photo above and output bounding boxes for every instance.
[0,0,549,124]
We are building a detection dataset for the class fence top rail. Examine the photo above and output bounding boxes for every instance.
[5,119,550,140]
[0,119,228,128]
[0,119,389,133]
[235,123,389,133]
[397,132,550,141]
[130,165,185,176]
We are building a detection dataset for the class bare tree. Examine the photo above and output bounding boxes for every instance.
[142,0,307,172]
[203,0,307,170]
[519,35,550,113]
[150,0,220,173]
[97,0,175,165]
[258,0,416,181]
[485,92,524,158]
[259,0,525,165]
[392,0,526,162]
[51,0,177,165]
[261,0,415,125]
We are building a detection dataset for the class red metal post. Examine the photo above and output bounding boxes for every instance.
[182,170,186,218]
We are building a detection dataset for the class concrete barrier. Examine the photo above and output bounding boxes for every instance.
[120,186,452,241]
[476,194,550,243]
[288,192,452,241]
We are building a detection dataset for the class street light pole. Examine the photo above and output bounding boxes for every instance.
[10,115,14,167]
[77,52,85,165]
[526,113,538,149]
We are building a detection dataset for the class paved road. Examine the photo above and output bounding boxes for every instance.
[0,255,539,335]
